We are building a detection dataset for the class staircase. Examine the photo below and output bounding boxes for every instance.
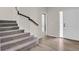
[0,20,38,51]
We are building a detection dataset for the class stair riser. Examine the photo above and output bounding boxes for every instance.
[0,20,16,23]
[1,33,30,43]
[0,24,18,27]
[0,30,24,37]
[17,42,37,51]
[0,27,19,31]
[1,37,34,51]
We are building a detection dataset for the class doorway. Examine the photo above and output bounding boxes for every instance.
[41,13,47,36]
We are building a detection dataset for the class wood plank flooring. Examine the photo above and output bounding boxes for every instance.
[30,36,79,51]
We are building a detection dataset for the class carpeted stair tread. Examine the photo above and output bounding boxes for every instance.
[0,23,18,27]
[0,32,30,43]
[0,26,19,31]
[1,35,34,46]
[1,36,36,50]
[0,20,16,23]
[5,39,37,51]
[0,32,30,39]
[0,29,24,37]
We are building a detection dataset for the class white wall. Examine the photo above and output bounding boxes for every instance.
[63,8,79,40]
[47,7,79,40]
[17,7,48,38]
[0,7,17,20]
[47,7,61,37]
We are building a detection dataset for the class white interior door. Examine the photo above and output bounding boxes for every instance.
[63,8,79,41]
[42,14,47,36]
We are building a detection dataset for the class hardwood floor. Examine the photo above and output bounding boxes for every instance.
[30,36,79,51]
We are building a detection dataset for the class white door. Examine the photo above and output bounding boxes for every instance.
[63,8,79,41]
[42,14,47,36]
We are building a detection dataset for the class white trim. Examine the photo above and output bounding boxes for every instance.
[41,14,45,33]
[59,11,63,37]
[46,13,48,35]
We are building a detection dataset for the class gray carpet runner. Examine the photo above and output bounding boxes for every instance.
[0,20,38,51]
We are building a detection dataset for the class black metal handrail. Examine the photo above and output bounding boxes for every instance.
[15,7,39,26]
